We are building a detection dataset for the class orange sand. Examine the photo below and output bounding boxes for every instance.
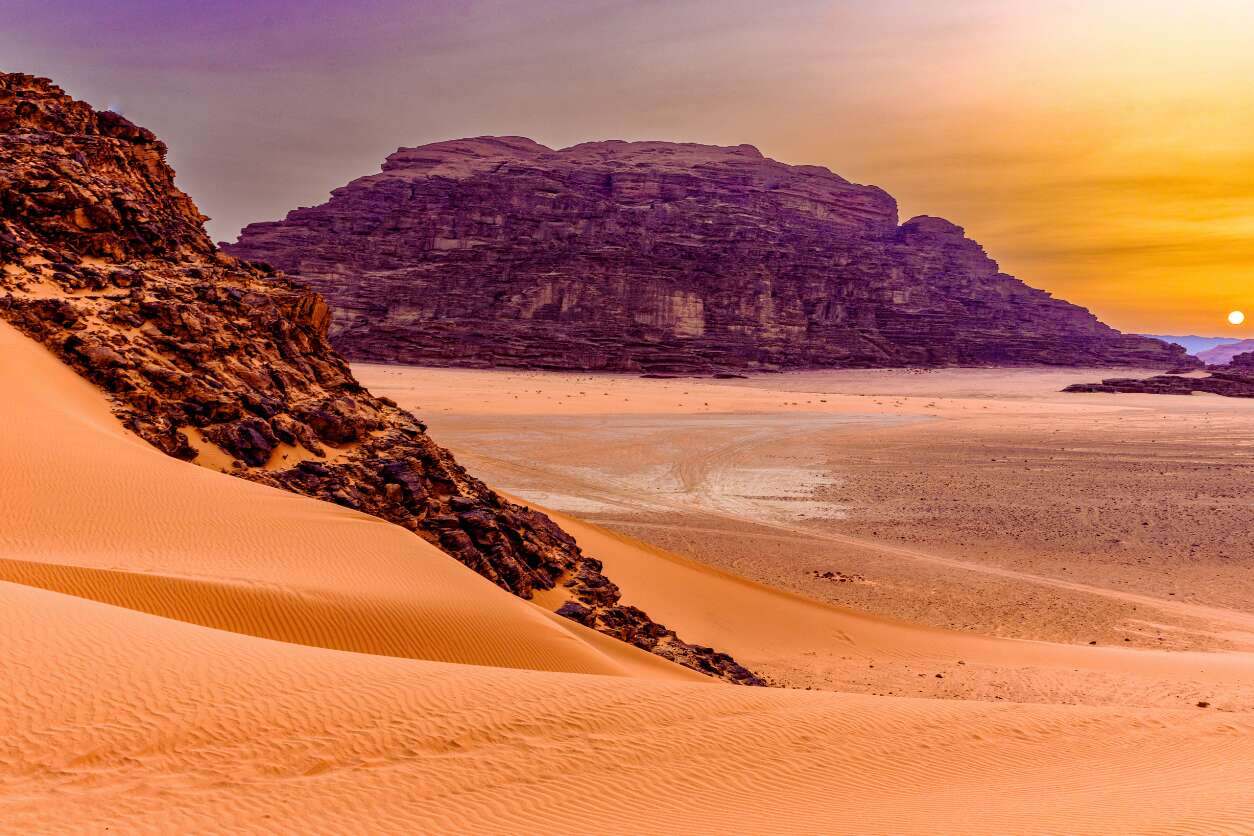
[3,328,1253,833]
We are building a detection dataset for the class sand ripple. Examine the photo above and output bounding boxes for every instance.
[3,322,1252,833]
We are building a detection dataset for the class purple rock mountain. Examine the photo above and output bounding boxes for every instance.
[225,137,1193,373]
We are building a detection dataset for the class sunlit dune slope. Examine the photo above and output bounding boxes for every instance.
[0,321,689,680]
[4,579,1253,834]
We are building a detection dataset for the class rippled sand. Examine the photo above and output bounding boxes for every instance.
[3,326,1252,834]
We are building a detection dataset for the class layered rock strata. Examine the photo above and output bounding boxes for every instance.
[226,136,1194,373]
[0,73,762,684]
[1064,352,1254,399]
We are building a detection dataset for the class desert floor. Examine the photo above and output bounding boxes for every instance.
[359,363,1254,706]
[4,324,1252,835]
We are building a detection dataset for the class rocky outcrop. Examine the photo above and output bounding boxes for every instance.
[0,73,762,685]
[1197,339,1254,366]
[1064,352,1254,398]
[225,136,1194,373]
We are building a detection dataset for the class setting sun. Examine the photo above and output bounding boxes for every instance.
[1230,310,1246,326]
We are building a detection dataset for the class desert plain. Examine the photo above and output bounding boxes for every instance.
[357,362,1254,707]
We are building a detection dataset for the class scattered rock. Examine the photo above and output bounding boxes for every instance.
[813,569,864,583]
[554,601,595,627]
[1065,352,1254,399]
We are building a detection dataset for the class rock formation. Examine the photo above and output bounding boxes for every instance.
[1197,339,1254,366]
[225,136,1194,373]
[0,72,762,684]
[1064,352,1254,399]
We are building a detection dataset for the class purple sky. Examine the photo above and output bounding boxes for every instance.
[3,0,1253,333]
[7,0,856,241]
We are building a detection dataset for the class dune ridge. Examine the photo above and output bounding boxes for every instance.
[0,320,688,680]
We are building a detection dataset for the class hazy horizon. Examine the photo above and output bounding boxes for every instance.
[3,0,1252,335]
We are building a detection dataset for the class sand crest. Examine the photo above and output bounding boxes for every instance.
[0,321,686,680]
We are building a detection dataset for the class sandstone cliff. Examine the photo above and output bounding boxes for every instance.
[225,136,1193,373]
[0,73,761,684]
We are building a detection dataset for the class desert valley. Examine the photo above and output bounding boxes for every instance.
[3,18,1254,833]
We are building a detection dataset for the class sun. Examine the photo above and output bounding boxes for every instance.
[1230,310,1246,326]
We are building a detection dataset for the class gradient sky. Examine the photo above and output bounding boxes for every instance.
[3,0,1252,335]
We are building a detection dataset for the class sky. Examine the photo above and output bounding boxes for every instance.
[3,0,1252,336]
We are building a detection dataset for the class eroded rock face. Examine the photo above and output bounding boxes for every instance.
[225,136,1194,373]
[1064,352,1254,398]
[0,73,763,685]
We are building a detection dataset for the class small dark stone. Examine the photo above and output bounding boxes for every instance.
[555,601,595,627]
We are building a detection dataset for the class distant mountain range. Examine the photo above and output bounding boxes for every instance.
[1197,339,1254,366]
[1138,334,1247,356]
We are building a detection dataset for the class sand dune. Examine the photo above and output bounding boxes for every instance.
[4,321,1254,833]
[0,321,687,680]
[5,579,1254,834]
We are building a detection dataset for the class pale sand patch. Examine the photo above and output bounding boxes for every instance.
[523,502,1254,709]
